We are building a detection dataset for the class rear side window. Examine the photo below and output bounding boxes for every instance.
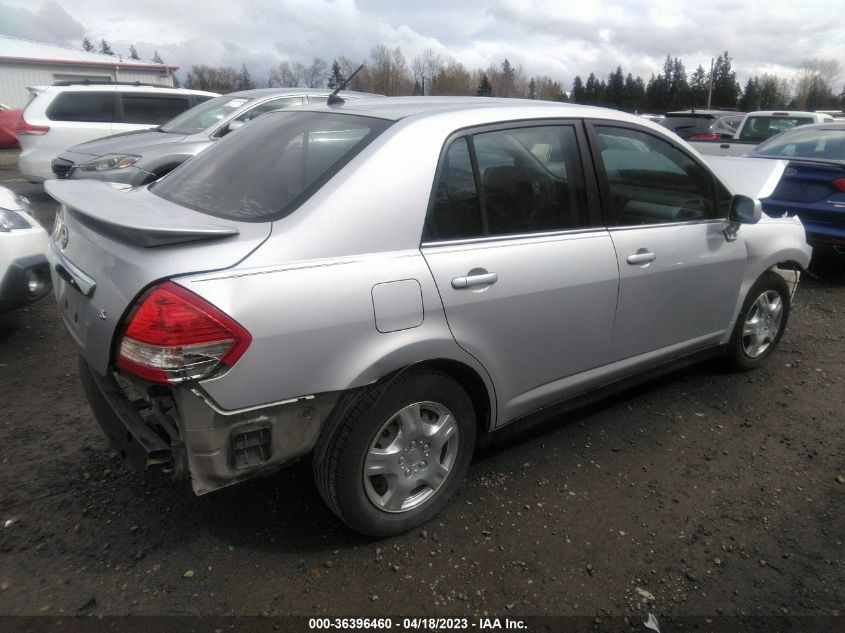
[46,92,115,122]
[428,125,589,241]
[121,95,190,124]
[152,111,392,221]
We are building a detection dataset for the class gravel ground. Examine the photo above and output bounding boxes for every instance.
[0,148,843,624]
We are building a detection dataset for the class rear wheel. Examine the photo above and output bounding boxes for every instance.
[314,369,476,537]
[727,271,790,370]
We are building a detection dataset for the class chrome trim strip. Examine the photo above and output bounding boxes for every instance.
[421,226,608,248]
[190,388,315,416]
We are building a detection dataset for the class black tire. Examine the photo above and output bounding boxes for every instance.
[313,369,476,537]
[726,271,791,371]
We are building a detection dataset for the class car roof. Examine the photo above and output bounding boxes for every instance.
[744,110,825,117]
[218,87,382,99]
[41,84,218,97]
[293,96,649,125]
[665,109,737,117]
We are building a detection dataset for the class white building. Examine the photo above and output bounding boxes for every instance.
[0,35,178,108]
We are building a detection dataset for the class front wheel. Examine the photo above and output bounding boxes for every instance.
[313,369,476,537]
[726,271,790,371]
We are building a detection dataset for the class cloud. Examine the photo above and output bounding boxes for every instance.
[1,0,843,89]
[0,1,85,44]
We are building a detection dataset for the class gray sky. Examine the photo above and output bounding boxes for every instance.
[2,0,843,88]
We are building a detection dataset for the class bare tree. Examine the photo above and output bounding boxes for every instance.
[411,48,443,95]
[268,61,304,87]
[793,58,841,110]
[433,58,474,95]
[185,65,241,93]
[303,57,328,88]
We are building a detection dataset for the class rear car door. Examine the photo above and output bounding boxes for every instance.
[422,122,620,424]
[588,122,745,363]
[116,94,192,130]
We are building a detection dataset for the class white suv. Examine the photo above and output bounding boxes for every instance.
[17,82,218,182]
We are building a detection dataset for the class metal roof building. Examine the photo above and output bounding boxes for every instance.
[0,35,178,108]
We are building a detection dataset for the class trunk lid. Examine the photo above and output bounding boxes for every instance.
[45,180,271,375]
[699,155,788,199]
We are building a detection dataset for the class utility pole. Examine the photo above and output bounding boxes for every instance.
[707,57,714,108]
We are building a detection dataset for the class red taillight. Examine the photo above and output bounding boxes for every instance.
[833,178,845,193]
[16,116,50,135]
[116,281,251,385]
[689,133,722,140]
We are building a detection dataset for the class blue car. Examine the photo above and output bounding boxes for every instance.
[750,122,845,257]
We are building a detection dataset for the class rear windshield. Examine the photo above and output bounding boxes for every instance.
[152,111,392,221]
[754,127,845,161]
[660,115,714,133]
[159,94,256,134]
[737,116,814,142]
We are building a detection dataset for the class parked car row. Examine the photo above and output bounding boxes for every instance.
[50,88,379,186]
[17,82,220,182]
[43,97,811,535]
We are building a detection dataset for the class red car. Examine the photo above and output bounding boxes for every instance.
[0,106,22,149]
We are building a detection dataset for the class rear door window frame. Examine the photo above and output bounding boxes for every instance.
[422,119,603,245]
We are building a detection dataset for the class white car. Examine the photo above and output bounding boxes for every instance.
[17,82,218,182]
[733,110,834,143]
[0,186,51,311]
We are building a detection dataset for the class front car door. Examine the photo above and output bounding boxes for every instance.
[422,122,620,425]
[588,122,746,364]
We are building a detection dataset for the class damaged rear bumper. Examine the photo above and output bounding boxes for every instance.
[78,356,340,495]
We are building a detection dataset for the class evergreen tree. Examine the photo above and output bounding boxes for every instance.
[152,50,164,64]
[327,59,344,90]
[412,80,423,95]
[711,51,740,108]
[570,76,586,103]
[607,66,625,109]
[689,64,708,106]
[528,77,537,100]
[623,73,646,112]
[128,45,140,60]
[477,73,493,97]
[500,59,515,97]
[646,72,671,112]
[99,39,114,55]
[584,73,602,105]
[82,37,94,52]
[238,63,255,90]
[739,77,760,111]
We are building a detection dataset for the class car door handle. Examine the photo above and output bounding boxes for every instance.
[451,272,498,289]
[626,251,656,265]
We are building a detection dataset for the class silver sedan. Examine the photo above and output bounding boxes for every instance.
[45,97,811,536]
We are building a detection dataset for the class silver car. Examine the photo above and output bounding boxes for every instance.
[50,88,380,185]
[45,98,811,536]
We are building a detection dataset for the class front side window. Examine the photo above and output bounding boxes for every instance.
[159,95,257,134]
[595,125,718,226]
[427,125,588,241]
[153,111,392,221]
[121,95,190,124]
[46,92,115,122]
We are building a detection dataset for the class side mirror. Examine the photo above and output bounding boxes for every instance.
[218,120,245,138]
[729,194,762,224]
[724,195,762,242]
